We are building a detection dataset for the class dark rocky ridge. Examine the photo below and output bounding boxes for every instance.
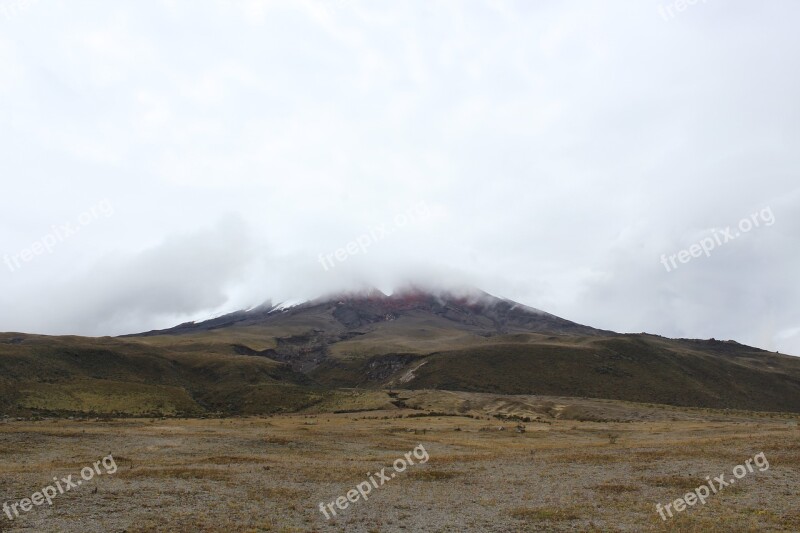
[129,287,612,338]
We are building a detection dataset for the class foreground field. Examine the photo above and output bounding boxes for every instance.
[1,392,799,532]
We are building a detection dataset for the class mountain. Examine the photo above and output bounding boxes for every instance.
[2,287,800,417]
[132,286,610,339]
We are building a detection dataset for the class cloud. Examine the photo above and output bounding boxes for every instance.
[0,216,254,335]
[0,0,798,355]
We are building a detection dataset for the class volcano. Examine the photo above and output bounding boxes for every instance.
[2,287,800,417]
[132,287,611,338]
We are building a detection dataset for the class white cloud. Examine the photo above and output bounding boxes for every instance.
[0,0,798,355]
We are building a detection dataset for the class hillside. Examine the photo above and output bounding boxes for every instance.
[2,288,800,417]
[0,333,319,417]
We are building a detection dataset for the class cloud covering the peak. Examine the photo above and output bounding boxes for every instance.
[0,0,798,354]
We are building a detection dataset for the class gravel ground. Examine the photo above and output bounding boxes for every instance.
[0,406,798,532]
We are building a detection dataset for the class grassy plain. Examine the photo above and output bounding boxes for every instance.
[1,391,798,532]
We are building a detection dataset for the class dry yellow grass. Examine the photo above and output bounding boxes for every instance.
[0,396,798,532]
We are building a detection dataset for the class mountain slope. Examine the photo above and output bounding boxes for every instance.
[0,333,319,417]
[131,287,611,338]
[2,288,800,416]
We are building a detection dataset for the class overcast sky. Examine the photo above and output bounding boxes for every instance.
[1,0,798,355]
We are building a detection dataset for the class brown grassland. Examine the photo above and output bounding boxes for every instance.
[1,391,799,532]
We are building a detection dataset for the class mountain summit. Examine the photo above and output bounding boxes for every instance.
[133,287,610,338]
